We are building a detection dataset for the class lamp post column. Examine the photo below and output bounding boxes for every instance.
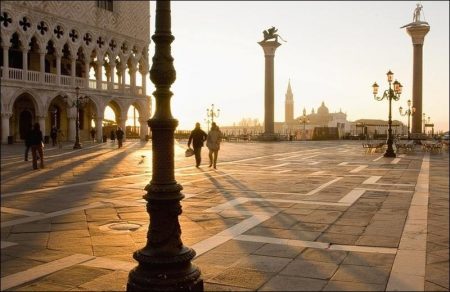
[385,92,395,157]
[127,1,203,291]
[73,99,81,149]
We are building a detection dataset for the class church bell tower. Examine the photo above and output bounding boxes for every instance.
[285,79,294,123]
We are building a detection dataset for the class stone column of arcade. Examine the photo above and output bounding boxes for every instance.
[127,1,203,291]
[258,36,281,140]
[403,10,430,137]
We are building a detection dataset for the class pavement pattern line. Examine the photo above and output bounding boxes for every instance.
[386,153,430,291]
[261,163,290,169]
[373,155,384,161]
[235,235,397,254]
[0,254,95,291]
[362,176,415,187]
[1,241,18,249]
[391,158,401,164]
[192,213,273,257]
[353,187,414,193]
[304,177,343,196]
[0,207,45,217]
[1,202,107,228]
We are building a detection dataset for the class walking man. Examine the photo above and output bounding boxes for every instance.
[188,122,207,168]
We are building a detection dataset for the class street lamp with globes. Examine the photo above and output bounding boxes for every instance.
[399,99,416,140]
[64,86,88,149]
[206,104,220,124]
[372,70,403,158]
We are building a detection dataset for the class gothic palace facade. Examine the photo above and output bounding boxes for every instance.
[0,1,151,144]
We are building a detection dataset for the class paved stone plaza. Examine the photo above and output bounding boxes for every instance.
[1,140,448,291]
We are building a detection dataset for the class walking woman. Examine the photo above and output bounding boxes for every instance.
[206,122,222,169]
[30,122,45,169]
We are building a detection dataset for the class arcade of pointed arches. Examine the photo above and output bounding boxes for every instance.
[0,7,151,143]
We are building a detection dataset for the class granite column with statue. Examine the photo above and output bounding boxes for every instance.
[402,4,430,137]
[258,27,284,139]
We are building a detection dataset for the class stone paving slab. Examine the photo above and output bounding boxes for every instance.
[1,140,448,291]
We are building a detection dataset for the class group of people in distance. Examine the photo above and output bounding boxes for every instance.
[23,120,215,171]
[188,122,222,169]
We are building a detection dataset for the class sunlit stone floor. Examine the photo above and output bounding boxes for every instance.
[1,140,448,291]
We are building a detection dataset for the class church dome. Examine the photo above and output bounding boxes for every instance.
[317,101,329,115]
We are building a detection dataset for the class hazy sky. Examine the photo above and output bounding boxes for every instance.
[147,1,449,132]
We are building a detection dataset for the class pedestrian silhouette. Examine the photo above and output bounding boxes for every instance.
[188,122,207,168]
[30,122,44,169]
[116,127,124,148]
[50,126,57,146]
[206,122,222,169]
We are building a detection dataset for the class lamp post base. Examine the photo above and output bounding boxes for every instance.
[127,247,203,292]
[383,149,396,158]
[73,142,82,149]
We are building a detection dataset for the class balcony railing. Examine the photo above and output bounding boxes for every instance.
[9,68,22,80]
[44,73,56,84]
[27,71,39,83]
[1,67,145,96]
[60,75,72,86]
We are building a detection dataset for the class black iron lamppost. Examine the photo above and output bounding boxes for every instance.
[206,104,220,124]
[299,113,309,140]
[52,107,58,128]
[372,70,403,158]
[127,1,203,291]
[64,86,88,149]
[399,99,416,140]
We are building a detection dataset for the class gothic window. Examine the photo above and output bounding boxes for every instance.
[54,25,64,39]
[121,43,128,54]
[83,33,92,46]
[109,40,116,51]
[0,12,12,28]
[97,37,104,48]
[37,21,48,35]
[69,29,78,42]
[19,16,31,31]
[97,0,113,12]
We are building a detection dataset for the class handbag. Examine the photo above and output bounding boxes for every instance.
[185,148,194,157]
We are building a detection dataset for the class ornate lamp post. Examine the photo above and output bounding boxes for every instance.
[52,107,58,128]
[422,113,427,134]
[64,86,88,149]
[127,1,203,291]
[206,104,220,124]
[298,113,309,140]
[204,118,211,132]
[372,70,403,158]
[399,99,416,140]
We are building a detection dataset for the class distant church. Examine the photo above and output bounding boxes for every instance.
[278,80,352,139]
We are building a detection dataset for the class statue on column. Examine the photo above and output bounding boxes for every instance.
[413,3,423,22]
[261,26,287,42]
[401,3,429,28]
